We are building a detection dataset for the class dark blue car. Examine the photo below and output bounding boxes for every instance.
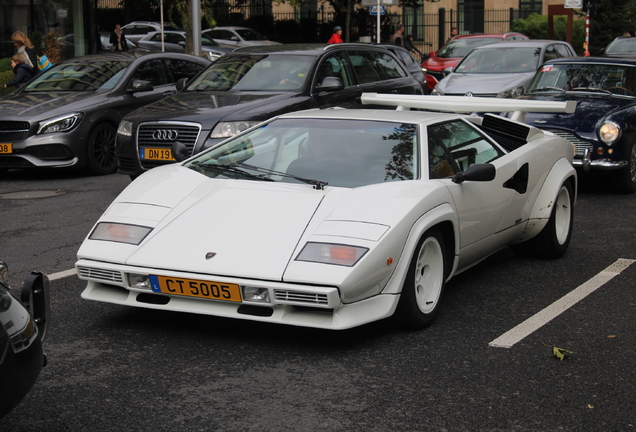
[519,57,636,193]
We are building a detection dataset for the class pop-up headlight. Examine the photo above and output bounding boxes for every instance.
[89,222,152,245]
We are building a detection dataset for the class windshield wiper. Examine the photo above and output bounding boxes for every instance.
[189,162,275,182]
[239,163,329,190]
[568,87,612,95]
[528,87,565,93]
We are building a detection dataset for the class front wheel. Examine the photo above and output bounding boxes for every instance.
[615,143,636,194]
[85,123,117,175]
[510,180,574,259]
[394,229,447,330]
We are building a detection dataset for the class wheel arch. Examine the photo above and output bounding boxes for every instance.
[514,157,576,243]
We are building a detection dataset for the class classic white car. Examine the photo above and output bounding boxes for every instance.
[76,94,577,330]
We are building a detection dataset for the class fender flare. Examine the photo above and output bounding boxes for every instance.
[515,157,577,243]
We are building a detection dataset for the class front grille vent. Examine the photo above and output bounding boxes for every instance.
[77,266,123,284]
[0,121,30,141]
[274,290,329,305]
[545,129,593,156]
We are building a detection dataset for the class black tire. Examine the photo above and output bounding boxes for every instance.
[86,123,117,175]
[394,228,447,330]
[615,143,636,194]
[510,180,574,259]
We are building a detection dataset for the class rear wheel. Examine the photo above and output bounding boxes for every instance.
[510,180,573,259]
[394,229,447,330]
[615,143,636,194]
[86,123,117,175]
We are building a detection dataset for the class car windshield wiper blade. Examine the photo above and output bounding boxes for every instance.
[568,87,612,95]
[189,162,275,182]
[239,163,329,190]
[528,87,565,93]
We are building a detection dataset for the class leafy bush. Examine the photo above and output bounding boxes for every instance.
[511,13,586,55]
[0,70,18,96]
[0,58,11,73]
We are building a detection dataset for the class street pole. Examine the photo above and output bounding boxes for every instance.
[376,0,381,43]
[584,8,590,56]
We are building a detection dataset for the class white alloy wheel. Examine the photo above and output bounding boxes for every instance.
[412,236,445,314]
[554,185,572,245]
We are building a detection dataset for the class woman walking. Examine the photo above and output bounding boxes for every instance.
[11,31,38,73]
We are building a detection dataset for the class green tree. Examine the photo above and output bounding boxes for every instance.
[511,13,586,55]
[586,0,636,54]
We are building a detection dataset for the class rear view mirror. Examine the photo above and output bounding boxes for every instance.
[128,80,153,93]
[452,163,496,184]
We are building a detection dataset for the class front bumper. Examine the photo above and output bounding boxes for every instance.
[76,259,399,330]
[0,133,80,170]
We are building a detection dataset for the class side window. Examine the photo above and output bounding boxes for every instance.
[347,50,382,84]
[149,33,163,42]
[428,120,503,174]
[555,44,574,58]
[165,59,205,83]
[372,51,407,79]
[543,45,558,62]
[130,59,169,87]
[165,33,183,44]
[314,53,352,88]
[428,132,457,179]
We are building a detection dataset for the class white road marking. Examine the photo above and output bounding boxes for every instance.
[49,268,77,281]
[489,258,635,349]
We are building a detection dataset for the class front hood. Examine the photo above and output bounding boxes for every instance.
[438,72,533,94]
[128,91,310,124]
[520,93,636,135]
[0,91,103,120]
[423,56,460,71]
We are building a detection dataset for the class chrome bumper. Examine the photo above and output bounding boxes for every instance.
[573,148,628,172]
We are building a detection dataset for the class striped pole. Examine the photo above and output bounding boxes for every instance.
[584,9,590,56]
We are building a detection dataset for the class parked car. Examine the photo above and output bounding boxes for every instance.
[432,40,576,98]
[59,33,149,55]
[377,43,427,92]
[422,33,528,92]
[121,21,182,43]
[202,26,281,47]
[136,30,233,60]
[0,260,50,419]
[78,94,576,330]
[115,44,424,178]
[518,56,636,193]
[0,52,209,176]
[600,36,636,58]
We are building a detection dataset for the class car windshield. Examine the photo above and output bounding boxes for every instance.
[454,47,540,74]
[184,118,419,188]
[604,38,636,54]
[185,54,313,92]
[527,63,636,96]
[437,37,502,58]
[235,29,267,41]
[23,60,129,92]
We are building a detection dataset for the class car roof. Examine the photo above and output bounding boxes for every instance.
[57,51,209,64]
[207,26,252,31]
[450,32,527,40]
[280,107,459,125]
[471,40,570,49]
[232,43,405,56]
[541,56,636,66]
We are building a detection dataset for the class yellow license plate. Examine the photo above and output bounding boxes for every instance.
[149,275,242,302]
[0,143,12,154]
[140,147,175,161]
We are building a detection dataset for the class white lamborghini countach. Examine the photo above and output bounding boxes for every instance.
[76,94,577,330]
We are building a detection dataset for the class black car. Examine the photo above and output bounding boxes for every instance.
[519,56,636,193]
[115,44,424,178]
[0,52,209,176]
[600,36,636,58]
[376,43,427,92]
[0,260,50,419]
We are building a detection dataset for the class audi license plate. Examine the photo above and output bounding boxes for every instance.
[0,143,12,154]
[149,275,242,302]
[140,147,175,161]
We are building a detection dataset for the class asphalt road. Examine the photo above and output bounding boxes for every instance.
[1,169,635,431]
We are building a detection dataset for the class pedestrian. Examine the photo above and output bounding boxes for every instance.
[447,27,458,43]
[404,34,424,61]
[109,24,129,52]
[327,26,343,44]
[4,54,34,88]
[11,31,38,73]
[391,24,405,47]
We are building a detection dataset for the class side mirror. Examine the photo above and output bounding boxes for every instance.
[178,41,186,47]
[171,141,189,162]
[317,76,344,92]
[452,163,496,184]
[176,77,189,91]
[20,272,51,343]
[128,79,153,93]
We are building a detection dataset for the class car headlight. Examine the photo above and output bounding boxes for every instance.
[431,87,444,96]
[117,120,133,137]
[295,242,369,267]
[496,86,525,99]
[37,113,83,134]
[599,121,621,145]
[89,222,152,245]
[210,121,260,138]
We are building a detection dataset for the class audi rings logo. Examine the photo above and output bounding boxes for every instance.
[464,92,474,97]
[152,129,179,141]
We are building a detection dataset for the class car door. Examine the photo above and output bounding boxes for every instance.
[426,119,528,268]
[164,33,185,52]
[311,51,363,109]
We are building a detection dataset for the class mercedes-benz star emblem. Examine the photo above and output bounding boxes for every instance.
[464,92,474,97]
[152,129,179,141]
[205,252,217,260]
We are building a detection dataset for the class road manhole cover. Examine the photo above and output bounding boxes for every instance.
[0,190,67,199]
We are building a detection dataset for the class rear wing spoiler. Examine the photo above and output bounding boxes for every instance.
[360,93,576,123]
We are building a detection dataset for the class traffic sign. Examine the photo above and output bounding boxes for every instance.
[370,5,386,15]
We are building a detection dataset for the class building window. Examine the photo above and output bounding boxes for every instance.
[519,0,542,19]
[458,0,484,34]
